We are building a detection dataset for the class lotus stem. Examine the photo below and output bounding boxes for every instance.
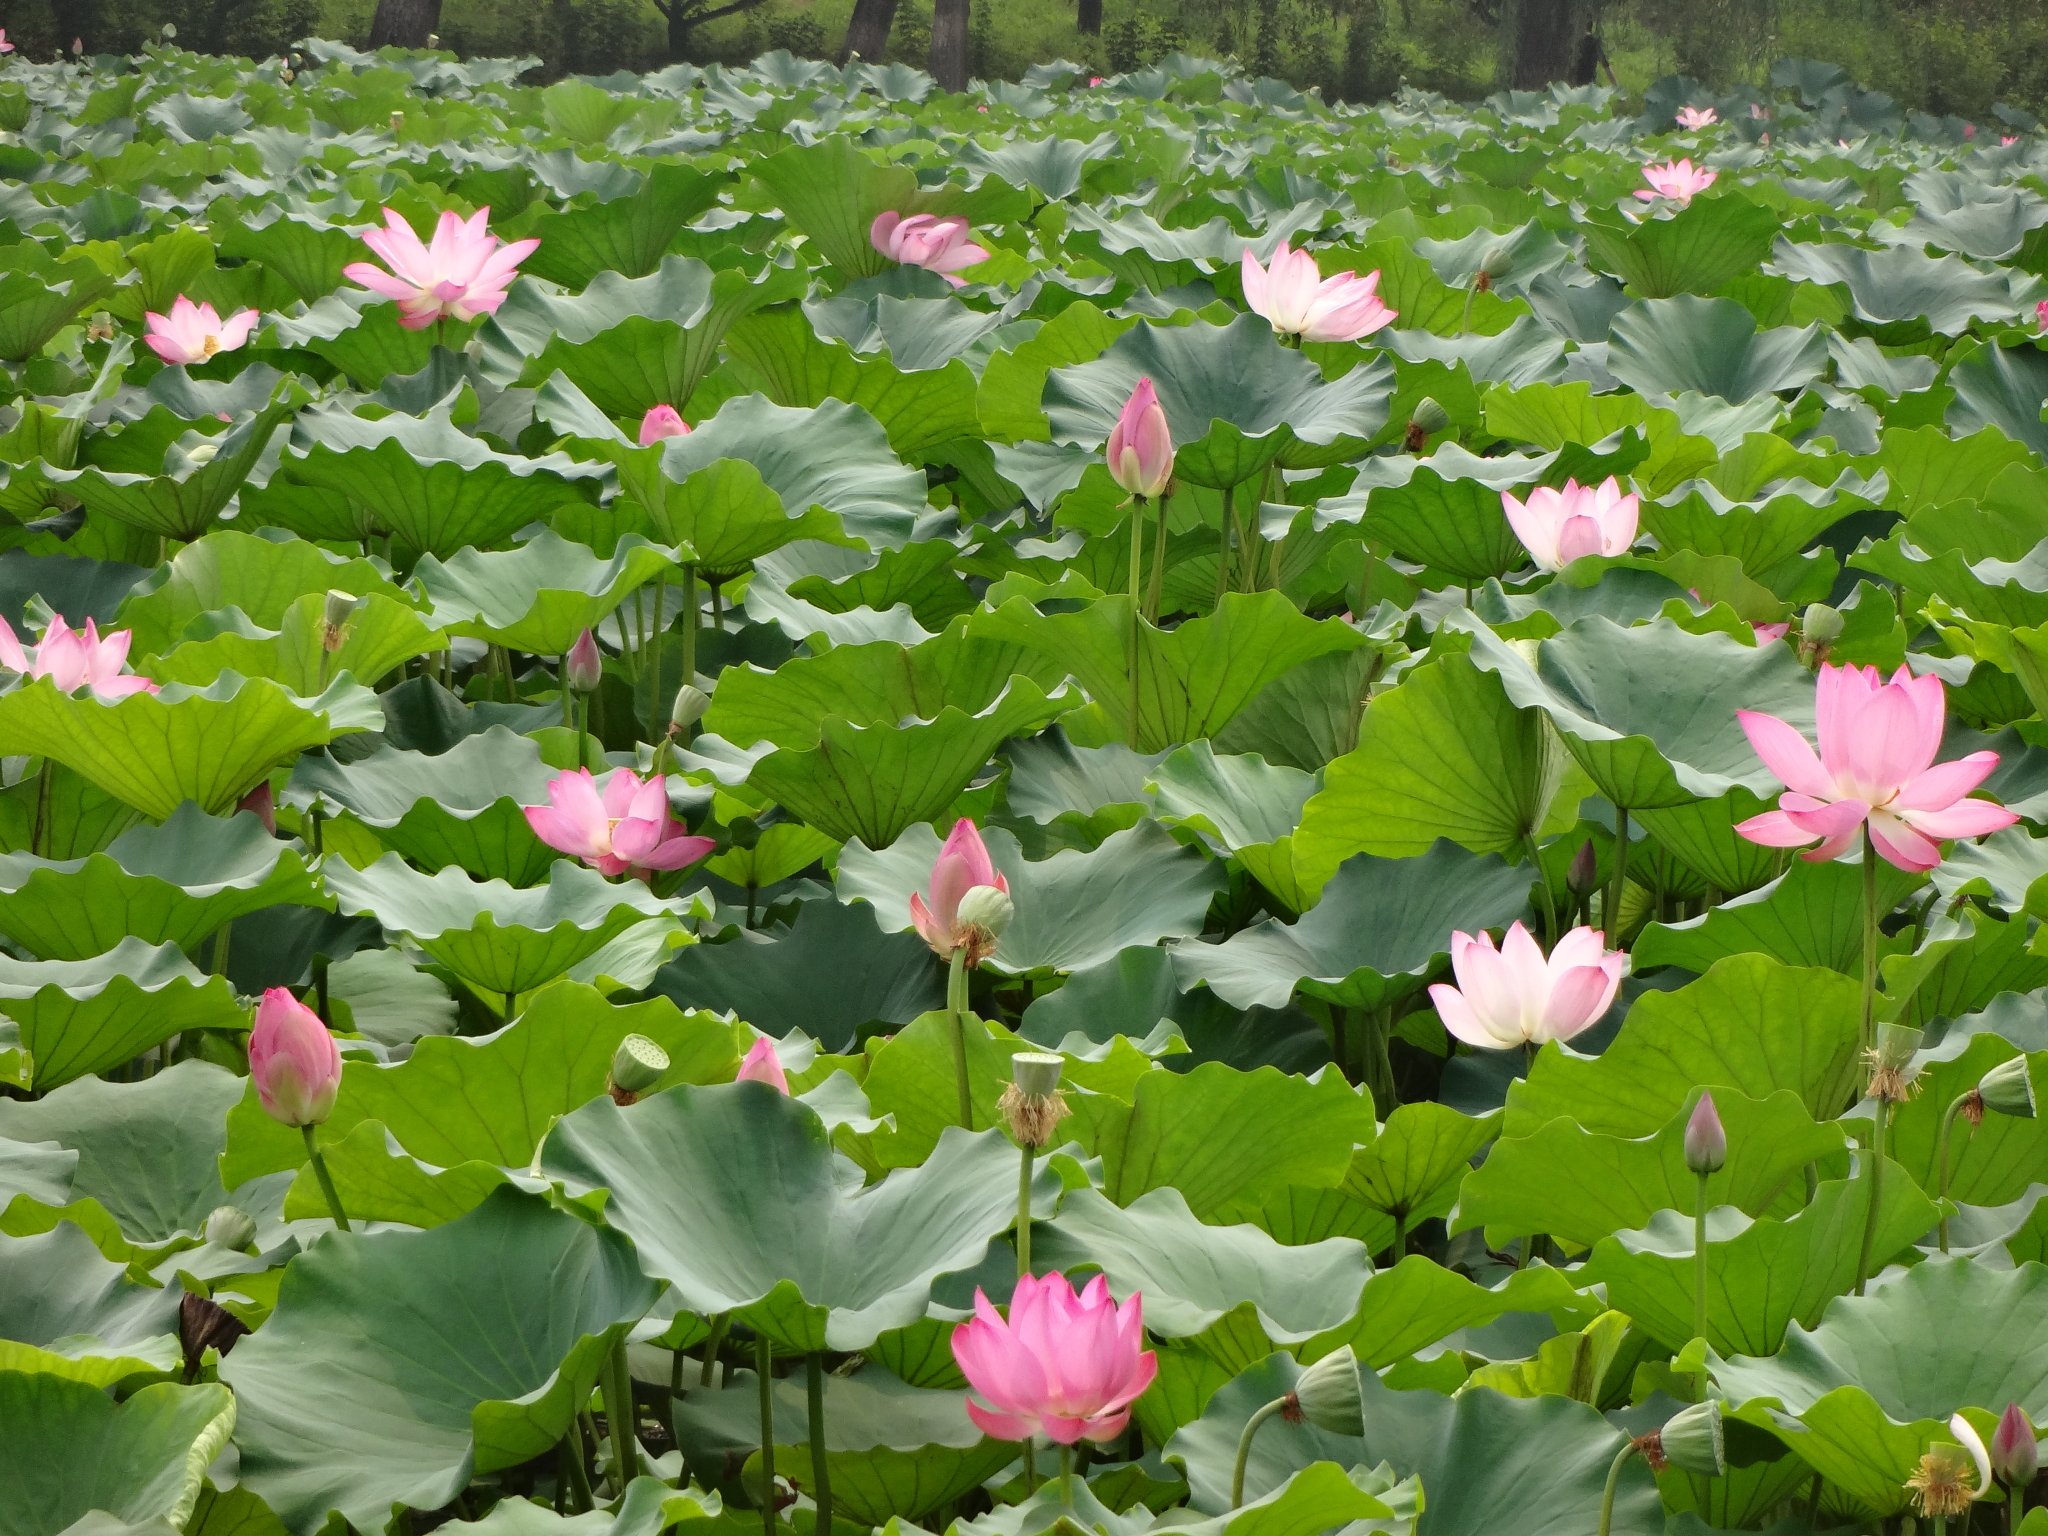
[1854,1098,1888,1297]
[312,953,331,1026]
[1058,1442,1075,1509]
[1231,1396,1288,1508]
[1215,484,1235,607]
[1525,832,1558,951]
[757,1331,776,1536]
[300,1124,350,1232]
[647,573,666,741]
[1128,497,1146,747]
[807,1352,832,1533]
[607,1337,638,1490]
[1606,808,1630,942]
[946,947,972,1128]
[1595,1441,1640,1536]
[212,919,232,977]
[1694,1167,1711,1393]
[701,1311,730,1387]
[561,1416,595,1512]
[1861,824,1878,1065]
[1390,1209,1405,1265]
[680,563,698,703]
[30,757,52,858]
[1017,1141,1036,1278]
[1936,1092,1975,1253]
[1145,492,1171,622]
[558,653,572,728]
[1023,1437,1037,1493]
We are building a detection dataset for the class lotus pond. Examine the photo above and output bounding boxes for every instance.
[2,37,2048,1536]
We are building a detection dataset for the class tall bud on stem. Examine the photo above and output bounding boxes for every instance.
[1684,1090,1726,1379]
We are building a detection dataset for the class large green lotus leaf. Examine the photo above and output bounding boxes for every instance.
[46,388,303,542]
[0,800,325,960]
[1767,238,2017,333]
[835,819,1224,976]
[1069,1062,1375,1223]
[745,676,1080,848]
[515,163,728,289]
[722,305,983,458]
[414,530,675,657]
[1288,653,1584,896]
[978,300,1137,444]
[647,897,941,1050]
[0,266,118,361]
[1478,382,1719,494]
[1342,449,1545,582]
[1043,314,1392,486]
[0,1374,235,1536]
[1712,1258,2048,1514]
[1883,906,2048,1031]
[1587,1173,1939,1356]
[1937,825,2048,913]
[540,1083,1029,1351]
[0,1137,71,1208]
[0,671,381,819]
[142,590,443,693]
[749,137,968,280]
[1854,535,2048,630]
[272,1120,527,1230]
[1456,1089,1845,1248]
[0,938,244,1090]
[608,395,927,563]
[0,1063,241,1246]
[1455,615,1815,809]
[1315,1100,1501,1234]
[223,1187,660,1535]
[1871,425,2037,522]
[969,593,1367,754]
[1143,740,1316,853]
[287,728,557,885]
[1900,171,2048,260]
[1639,474,1874,577]
[704,619,1070,750]
[1033,1186,1370,1352]
[0,1223,182,1387]
[1581,196,1780,298]
[675,1364,1010,1525]
[1605,296,1826,403]
[1631,786,1785,894]
[1171,843,1533,1012]
[433,1479,704,1536]
[1296,1254,1584,1368]
[1506,955,1864,1140]
[1946,341,2048,462]
[1168,1352,1659,1536]
[489,258,807,419]
[323,855,670,998]
[1055,1459,1405,1536]
[1882,1018,2048,1207]
[116,531,412,658]
[1633,856,1925,981]
[245,407,602,558]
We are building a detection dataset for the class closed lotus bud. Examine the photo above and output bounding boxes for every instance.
[735,1036,790,1093]
[1286,1346,1364,1436]
[1976,1056,2037,1119]
[670,682,710,732]
[566,629,602,694]
[1992,1404,2038,1487]
[999,1051,1070,1148]
[204,1205,257,1249]
[1801,603,1845,646]
[184,442,219,466]
[608,1033,669,1103]
[1566,839,1599,895]
[248,988,342,1128]
[237,781,276,835]
[639,404,690,445]
[1648,1400,1726,1477]
[957,884,1015,941]
[1105,377,1174,500]
[1684,1090,1727,1174]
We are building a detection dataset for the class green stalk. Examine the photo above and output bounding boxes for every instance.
[300,1124,351,1231]
[756,1332,776,1536]
[1596,1442,1640,1536]
[1606,808,1630,941]
[806,1353,832,1534]
[1145,492,1171,622]
[1854,1096,1889,1297]
[1022,1438,1037,1494]
[1016,1141,1036,1278]
[1390,1209,1406,1265]
[30,757,52,858]
[1861,824,1878,1065]
[1935,1092,1975,1254]
[562,1417,595,1513]
[680,563,698,703]
[1524,831,1557,951]
[945,947,972,1128]
[701,1312,730,1388]
[1231,1398,1287,1509]
[1694,1166,1711,1393]
[646,574,666,743]
[1058,1442,1075,1509]
[558,654,573,728]
[212,919,233,978]
[1127,497,1146,747]
[607,1338,638,1490]
[1214,485,1235,608]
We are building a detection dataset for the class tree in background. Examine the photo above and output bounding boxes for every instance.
[841,0,898,61]
[366,0,436,47]
[930,0,966,86]
[647,0,767,59]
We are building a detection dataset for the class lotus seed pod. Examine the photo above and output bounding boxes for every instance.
[1288,1346,1364,1436]
[1992,1403,2038,1486]
[609,1033,669,1097]
[1684,1090,1727,1174]
[957,884,1015,940]
[1977,1056,2037,1119]
[1655,1400,1726,1477]
[1868,1022,1923,1103]
[1408,397,1450,435]
[1479,243,1515,278]
[999,1051,1072,1147]
[670,683,711,731]
[1011,1052,1064,1098]
[204,1205,257,1249]
[1801,603,1845,645]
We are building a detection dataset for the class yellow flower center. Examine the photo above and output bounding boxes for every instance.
[202,335,221,358]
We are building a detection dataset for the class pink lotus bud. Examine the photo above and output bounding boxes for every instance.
[869,211,990,288]
[910,819,1011,964]
[0,30,13,52]
[238,781,276,835]
[2006,136,2020,147]
[639,404,689,445]
[2037,300,2048,332]
[1105,377,1173,499]
[249,987,342,1128]
[566,628,602,694]
[1684,1090,1727,1174]
[1993,1404,2038,1486]
[1751,621,1791,645]
[1964,123,1976,139]
[735,1037,790,1094]
[950,1272,1156,1444]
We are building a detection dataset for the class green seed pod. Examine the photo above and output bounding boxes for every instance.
[204,1205,257,1250]
[1801,603,1845,646]
[957,884,1015,940]
[609,1033,670,1096]
[1656,1400,1726,1477]
[1977,1056,2037,1119]
[1409,397,1451,435]
[1289,1346,1364,1437]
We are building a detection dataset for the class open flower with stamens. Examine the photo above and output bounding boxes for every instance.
[344,206,538,330]
[523,768,714,881]
[1635,159,1717,204]
[1905,1415,1993,1520]
[1675,106,1719,129]
[0,618,159,699]
[144,296,259,366]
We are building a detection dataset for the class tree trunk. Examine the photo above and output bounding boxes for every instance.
[1076,0,1102,34]
[366,0,442,49]
[665,0,691,62]
[1508,0,1578,88]
[840,0,899,63]
[929,0,968,90]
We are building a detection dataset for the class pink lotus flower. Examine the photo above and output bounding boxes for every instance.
[1635,159,1717,204]
[1964,124,1976,140]
[249,987,342,1127]
[1750,103,1769,120]
[1240,242,1396,344]
[910,818,1010,961]
[0,30,14,52]
[0,618,159,700]
[735,1037,790,1093]
[1088,76,1104,86]
[2037,299,2047,331]
[640,404,689,444]
[523,768,715,881]
[1735,663,2020,872]
[343,206,538,331]
[869,212,990,287]
[950,1272,1157,1445]
[239,781,277,834]
[1752,621,1791,645]
[1675,106,1718,129]
[1105,377,1173,499]
[2006,137,2021,147]
[143,295,258,366]
[1428,922,1626,1050]
[1501,476,1639,571]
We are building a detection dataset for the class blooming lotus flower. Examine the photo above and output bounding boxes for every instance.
[1750,103,1769,120]
[1675,106,1718,129]
[0,618,159,700]
[869,212,989,287]
[736,1037,790,1093]
[1501,476,1639,571]
[343,206,538,330]
[523,768,715,881]
[1240,242,1396,344]
[950,1272,1157,1444]
[1429,922,1627,1050]
[1635,159,1718,204]
[0,30,14,52]
[2038,299,2047,331]
[1752,621,1791,645]
[1105,377,1173,499]
[2007,136,2022,147]
[249,987,342,1127]
[910,818,1010,962]
[639,404,689,444]
[143,295,259,366]
[1906,1414,1993,1518]
[1736,664,2020,872]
